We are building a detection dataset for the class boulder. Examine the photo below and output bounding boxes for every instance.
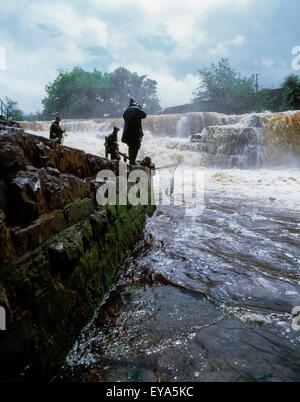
[0,211,16,269]
[6,168,92,225]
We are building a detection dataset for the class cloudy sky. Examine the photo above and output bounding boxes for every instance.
[0,0,299,113]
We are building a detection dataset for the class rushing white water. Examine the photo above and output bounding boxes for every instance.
[22,110,300,168]
[22,111,300,211]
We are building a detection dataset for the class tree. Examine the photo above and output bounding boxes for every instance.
[254,88,277,112]
[108,67,161,117]
[4,97,24,120]
[194,59,274,114]
[42,67,161,119]
[279,74,300,111]
[42,67,112,119]
[22,111,45,121]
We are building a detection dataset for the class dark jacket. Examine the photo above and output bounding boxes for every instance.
[106,134,120,161]
[122,105,147,146]
[50,121,64,142]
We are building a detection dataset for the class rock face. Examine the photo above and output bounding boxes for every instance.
[0,125,155,380]
[0,116,21,129]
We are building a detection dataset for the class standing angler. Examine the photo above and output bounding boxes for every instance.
[49,116,65,145]
[122,98,147,165]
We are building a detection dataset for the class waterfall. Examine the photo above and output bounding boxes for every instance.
[264,112,300,166]
[179,113,268,168]
[21,111,300,169]
[144,112,239,137]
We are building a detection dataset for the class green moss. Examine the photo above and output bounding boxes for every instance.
[64,198,94,225]
[1,196,155,380]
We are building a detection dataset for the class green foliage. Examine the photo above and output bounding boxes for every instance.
[42,67,161,119]
[108,67,162,117]
[4,97,25,120]
[279,74,300,111]
[279,87,294,111]
[42,67,112,119]
[254,88,278,112]
[281,74,300,90]
[194,58,275,114]
[22,111,45,121]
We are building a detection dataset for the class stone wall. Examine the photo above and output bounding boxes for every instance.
[0,124,155,380]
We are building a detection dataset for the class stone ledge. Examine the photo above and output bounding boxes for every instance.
[0,128,156,381]
[0,203,155,380]
[0,130,115,178]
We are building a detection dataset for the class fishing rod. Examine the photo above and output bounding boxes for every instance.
[155,163,179,171]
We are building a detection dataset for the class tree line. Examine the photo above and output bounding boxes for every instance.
[193,58,300,114]
[42,67,161,119]
[4,60,300,121]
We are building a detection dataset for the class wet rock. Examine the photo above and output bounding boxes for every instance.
[86,154,112,176]
[55,147,89,178]
[0,211,16,269]
[0,309,38,379]
[12,222,41,257]
[64,198,94,226]
[40,170,91,214]
[7,170,42,223]
[0,130,114,178]
[0,284,11,319]
[6,169,91,225]
[0,141,26,173]
[89,210,108,238]
[0,180,7,211]
[0,126,156,381]
[48,238,81,280]
[34,141,55,168]
[11,210,66,256]
[247,114,263,128]
[0,116,21,128]
[191,134,202,143]
[48,242,69,271]
[45,167,61,177]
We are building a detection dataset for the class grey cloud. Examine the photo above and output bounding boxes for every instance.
[38,24,62,38]
[0,0,300,112]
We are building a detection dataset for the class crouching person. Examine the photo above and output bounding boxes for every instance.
[50,116,65,145]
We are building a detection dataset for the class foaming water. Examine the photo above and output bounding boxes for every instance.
[61,188,300,382]
[22,110,300,169]
[23,112,300,382]
[264,112,300,166]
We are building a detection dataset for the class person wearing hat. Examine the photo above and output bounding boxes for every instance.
[105,126,121,161]
[122,97,147,165]
[49,115,65,145]
[141,156,156,170]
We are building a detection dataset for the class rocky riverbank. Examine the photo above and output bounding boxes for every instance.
[0,123,155,380]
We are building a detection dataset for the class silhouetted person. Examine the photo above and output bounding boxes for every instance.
[122,98,147,165]
[140,156,156,170]
[105,127,121,161]
[50,116,65,145]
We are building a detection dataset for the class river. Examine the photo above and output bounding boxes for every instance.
[23,111,300,382]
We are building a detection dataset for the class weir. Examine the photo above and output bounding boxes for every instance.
[22,110,300,169]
